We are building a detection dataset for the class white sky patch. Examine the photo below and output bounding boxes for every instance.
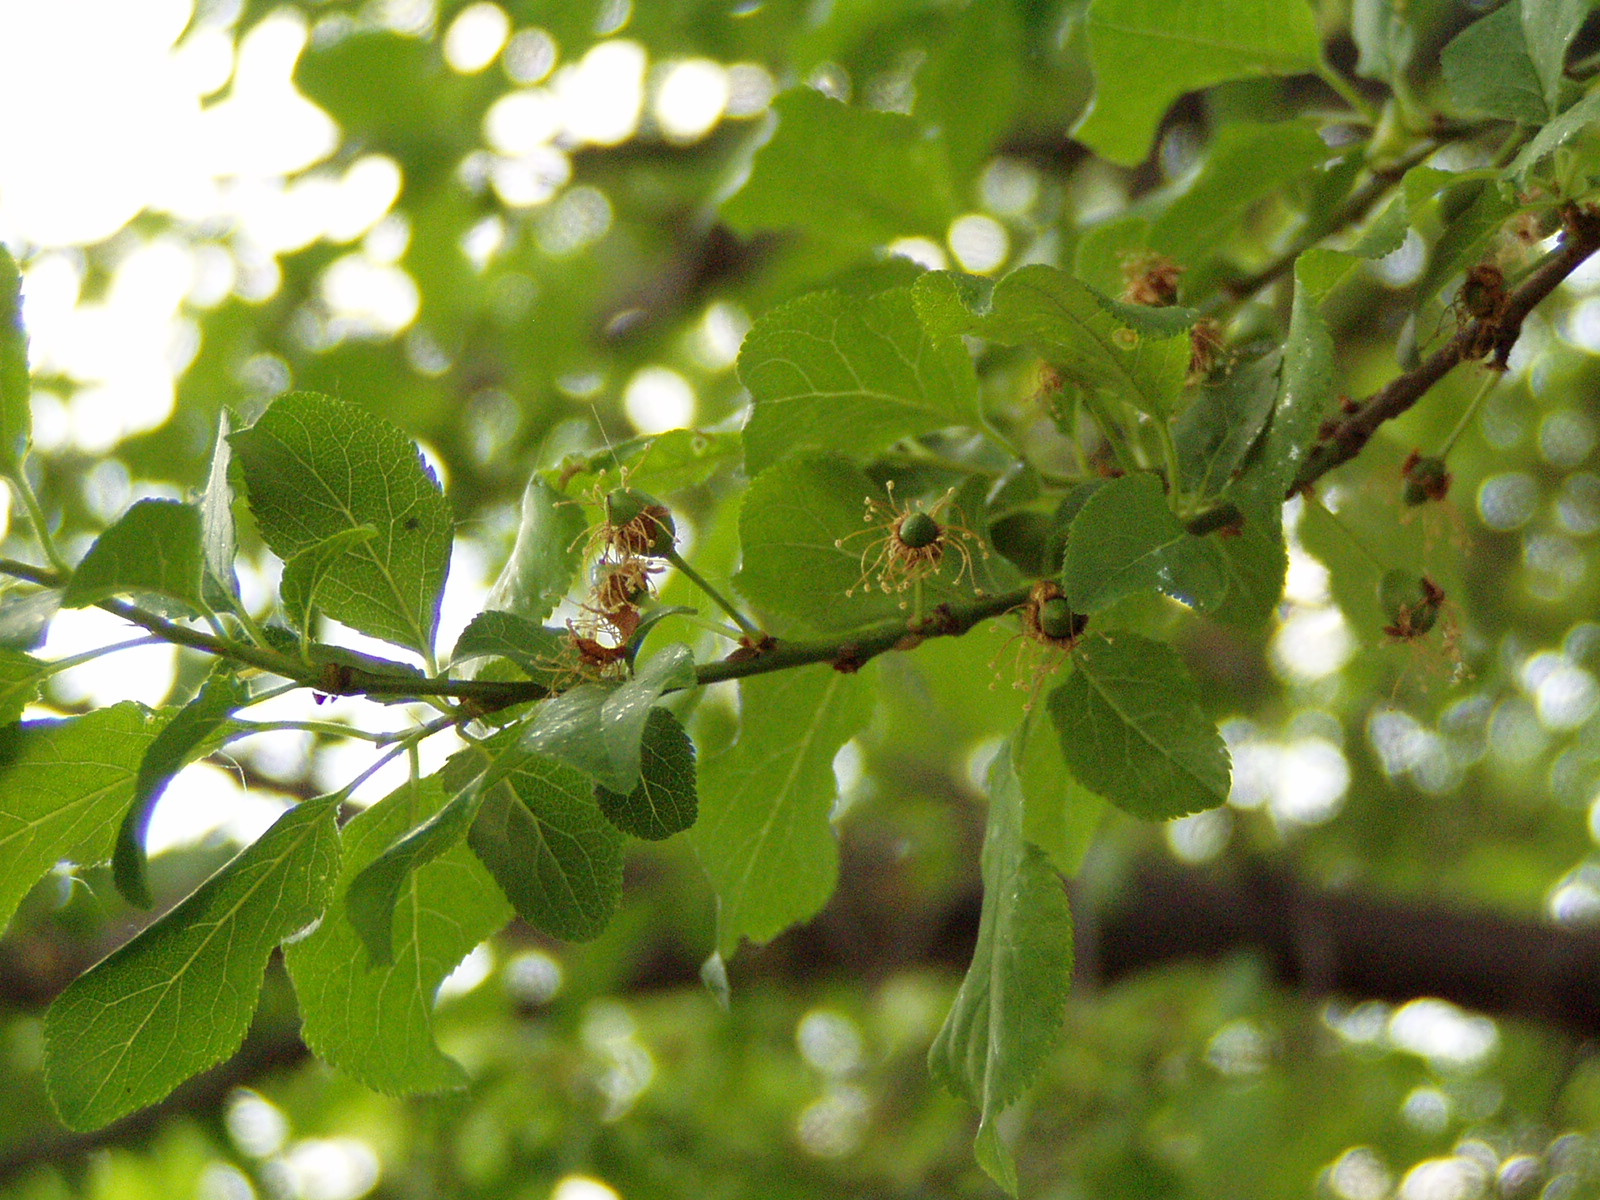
[886,237,948,271]
[948,214,1009,274]
[625,365,695,433]
[41,607,177,708]
[444,2,510,74]
[269,1138,381,1200]
[144,762,291,856]
[553,40,646,146]
[653,58,729,141]
[436,941,496,1001]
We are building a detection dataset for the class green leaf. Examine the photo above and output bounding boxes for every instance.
[1072,0,1323,167]
[286,774,511,1095]
[1352,0,1417,82]
[914,267,1189,417]
[913,0,1023,177]
[1175,353,1280,500]
[0,703,162,936]
[736,455,906,632]
[1523,0,1587,111]
[468,743,625,941]
[113,671,251,909]
[0,245,29,472]
[61,500,206,617]
[1510,90,1600,183]
[201,412,238,599]
[738,287,979,475]
[595,706,697,840]
[1063,473,1228,613]
[1252,257,1336,499]
[1147,121,1332,267]
[450,610,567,680]
[345,755,487,966]
[693,665,871,957]
[44,796,340,1131]
[1208,501,1288,630]
[486,475,586,624]
[229,392,453,654]
[721,89,955,258]
[1047,632,1231,821]
[929,737,1073,1196]
[0,648,45,725]
[280,526,380,639]
[0,587,58,650]
[1018,715,1106,879]
[522,644,696,793]
[1441,5,1548,124]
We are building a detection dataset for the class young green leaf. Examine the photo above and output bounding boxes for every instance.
[229,392,453,654]
[1018,714,1106,879]
[1441,4,1549,124]
[1510,92,1600,184]
[1352,0,1417,83]
[1245,257,1335,500]
[61,499,206,616]
[521,643,695,793]
[113,670,251,909]
[929,737,1073,1196]
[1522,0,1586,111]
[1175,353,1280,500]
[0,703,163,936]
[1047,632,1231,821]
[595,706,697,840]
[1062,473,1228,613]
[468,744,625,941]
[200,411,239,599]
[738,287,979,475]
[693,665,871,957]
[286,774,511,1095]
[0,245,30,472]
[450,609,568,680]
[1208,501,1288,631]
[721,89,955,262]
[279,526,380,639]
[0,649,45,726]
[43,795,340,1131]
[1072,0,1322,167]
[485,475,586,624]
[914,266,1189,417]
[345,753,488,966]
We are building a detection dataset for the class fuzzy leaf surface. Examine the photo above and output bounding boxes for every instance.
[1048,632,1230,820]
[287,775,510,1095]
[1073,0,1322,166]
[62,500,206,616]
[468,743,625,941]
[694,665,871,957]
[738,287,979,474]
[0,704,162,935]
[914,267,1189,417]
[230,392,453,654]
[595,706,697,840]
[929,738,1073,1195]
[201,412,238,598]
[44,796,340,1130]
[1063,473,1228,613]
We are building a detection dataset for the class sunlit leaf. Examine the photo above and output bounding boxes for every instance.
[486,475,586,624]
[44,796,340,1130]
[230,392,453,654]
[1441,4,1548,124]
[287,774,511,1095]
[0,245,29,472]
[739,287,979,475]
[694,665,871,957]
[61,500,206,617]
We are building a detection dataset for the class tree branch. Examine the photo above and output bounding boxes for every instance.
[1295,205,1600,491]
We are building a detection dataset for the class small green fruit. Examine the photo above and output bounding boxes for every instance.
[1037,596,1084,641]
[897,510,941,550]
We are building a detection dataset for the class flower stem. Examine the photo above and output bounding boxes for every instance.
[663,549,762,642]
